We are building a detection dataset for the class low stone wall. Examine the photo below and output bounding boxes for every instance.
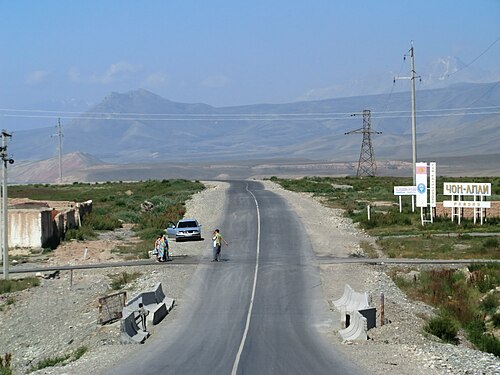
[9,209,54,248]
[8,200,93,249]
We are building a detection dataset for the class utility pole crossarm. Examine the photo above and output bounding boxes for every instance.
[344,128,364,135]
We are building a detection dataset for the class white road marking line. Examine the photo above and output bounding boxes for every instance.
[231,184,261,375]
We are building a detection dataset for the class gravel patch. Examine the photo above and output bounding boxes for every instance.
[1,180,499,375]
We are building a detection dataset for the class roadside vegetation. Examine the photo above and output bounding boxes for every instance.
[28,346,88,372]
[108,271,142,290]
[271,175,500,356]
[269,175,500,259]
[392,265,500,356]
[270,175,499,235]
[9,179,204,259]
[0,277,40,295]
[0,277,40,311]
[0,353,13,375]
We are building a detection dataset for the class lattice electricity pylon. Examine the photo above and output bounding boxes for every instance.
[344,110,382,177]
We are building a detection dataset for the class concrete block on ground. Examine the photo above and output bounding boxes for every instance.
[333,284,352,308]
[120,312,150,344]
[339,310,368,341]
[359,307,376,330]
[123,283,174,327]
[149,302,168,325]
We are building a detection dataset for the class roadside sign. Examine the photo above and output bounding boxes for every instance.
[393,186,416,195]
[443,182,491,196]
[443,201,491,209]
[415,162,427,208]
[429,162,436,208]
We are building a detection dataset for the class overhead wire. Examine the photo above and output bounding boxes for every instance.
[1,110,499,122]
[446,35,500,78]
[0,105,499,119]
[374,55,408,131]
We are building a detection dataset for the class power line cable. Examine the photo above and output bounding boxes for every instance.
[374,58,407,131]
[1,110,499,122]
[1,105,498,118]
[446,35,500,78]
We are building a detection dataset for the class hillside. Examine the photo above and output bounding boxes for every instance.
[6,82,500,182]
[8,152,500,184]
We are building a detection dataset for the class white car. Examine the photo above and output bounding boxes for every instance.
[166,219,202,241]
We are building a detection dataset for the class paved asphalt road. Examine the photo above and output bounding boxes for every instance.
[105,180,365,375]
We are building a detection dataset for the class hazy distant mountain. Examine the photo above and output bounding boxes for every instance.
[8,82,500,170]
[422,56,499,88]
[10,152,105,183]
[301,56,500,100]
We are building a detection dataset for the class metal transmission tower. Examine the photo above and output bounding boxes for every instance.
[51,118,63,183]
[345,110,381,177]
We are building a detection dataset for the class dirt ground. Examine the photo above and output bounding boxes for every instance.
[10,223,142,266]
[2,181,499,375]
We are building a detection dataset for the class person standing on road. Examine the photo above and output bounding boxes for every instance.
[212,228,228,262]
[162,234,170,261]
[137,303,149,332]
[156,235,165,262]
[154,235,162,261]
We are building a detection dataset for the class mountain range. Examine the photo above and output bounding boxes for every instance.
[7,80,500,182]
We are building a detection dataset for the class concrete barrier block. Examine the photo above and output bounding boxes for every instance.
[124,283,174,327]
[164,297,175,312]
[339,310,368,341]
[154,283,166,303]
[120,312,150,344]
[333,284,353,308]
[149,302,168,325]
[333,284,371,313]
[141,291,157,306]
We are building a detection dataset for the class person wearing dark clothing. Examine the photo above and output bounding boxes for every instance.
[137,303,149,332]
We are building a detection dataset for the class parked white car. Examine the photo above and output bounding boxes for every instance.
[166,219,202,241]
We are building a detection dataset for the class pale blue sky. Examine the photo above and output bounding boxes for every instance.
[0,0,499,118]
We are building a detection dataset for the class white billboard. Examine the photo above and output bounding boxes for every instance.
[394,186,416,195]
[415,162,427,207]
[429,162,436,208]
[443,182,491,196]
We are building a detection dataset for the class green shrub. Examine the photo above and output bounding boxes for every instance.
[0,353,13,375]
[115,210,140,224]
[466,319,500,356]
[482,238,499,249]
[475,334,500,357]
[30,353,71,371]
[64,226,96,241]
[0,277,40,295]
[111,240,151,260]
[108,272,141,290]
[424,313,459,344]
[73,346,88,360]
[480,293,499,314]
[491,313,500,328]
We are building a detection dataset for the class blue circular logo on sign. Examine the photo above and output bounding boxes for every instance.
[417,183,426,193]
